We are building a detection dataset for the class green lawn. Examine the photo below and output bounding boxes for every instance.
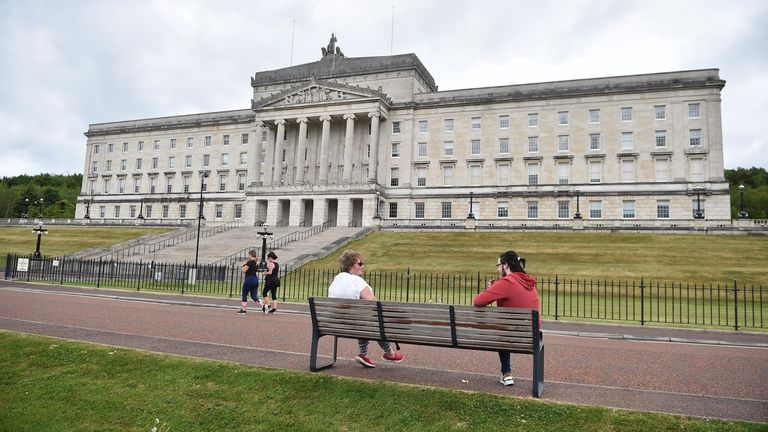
[0,226,175,258]
[0,331,762,432]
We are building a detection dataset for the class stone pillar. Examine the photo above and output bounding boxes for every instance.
[265,198,279,227]
[707,98,725,181]
[294,117,308,185]
[368,111,381,183]
[289,198,302,226]
[318,115,332,184]
[249,122,264,186]
[342,113,356,183]
[263,126,274,187]
[272,119,286,185]
[337,198,351,227]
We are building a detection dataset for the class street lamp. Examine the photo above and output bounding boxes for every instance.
[373,190,381,219]
[694,189,704,219]
[467,191,475,219]
[738,184,749,219]
[137,198,144,220]
[31,223,47,259]
[192,171,209,281]
[573,189,582,219]
[83,197,92,220]
[37,198,44,219]
[256,224,274,272]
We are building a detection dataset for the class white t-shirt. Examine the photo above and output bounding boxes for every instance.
[328,272,372,299]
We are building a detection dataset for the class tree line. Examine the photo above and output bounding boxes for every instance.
[1,169,766,219]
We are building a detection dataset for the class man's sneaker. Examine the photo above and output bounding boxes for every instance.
[354,354,376,368]
[500,372,515,386]
[382,352,404,362]
[261,304,267,314]
[237,309,246,314]
[268,307,277,314]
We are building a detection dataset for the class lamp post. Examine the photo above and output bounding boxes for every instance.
[467,191,475,219]
[694,189,704,219]
[256,224,274,272]
[37,198,44,219]
[573,189,582,219]
[373,190,381,219]
[137,198,144,220]
[31,223,47,259]
[83,197,92,220]
[22,198,29,219]
[193,171,209,282]
[738,184,749,219]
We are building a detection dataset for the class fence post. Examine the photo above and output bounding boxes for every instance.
[4,253,10,280]
[60,256,65,285]
[406,267,411,303]
[554,274,559,321]
[733,280,739,331]
[640,277,645,326]
[96,257,103,288]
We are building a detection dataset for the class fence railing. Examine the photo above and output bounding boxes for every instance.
[4,254,764,330]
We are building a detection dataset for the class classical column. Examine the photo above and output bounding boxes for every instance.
[342,113,356,183]
[368,111,381,183]
[318,115,332,184]
[263,125,274,187]
[249,122,264,186]
[272,119,286,185]
[294,117,309,185]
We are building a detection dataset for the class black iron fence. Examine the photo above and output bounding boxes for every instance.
[4,253,764,330]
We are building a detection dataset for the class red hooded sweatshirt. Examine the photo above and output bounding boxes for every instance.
[473,272,540,323]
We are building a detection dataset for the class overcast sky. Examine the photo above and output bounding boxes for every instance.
[1,0,766,178]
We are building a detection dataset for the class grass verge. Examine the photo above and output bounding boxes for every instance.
[0,331,763,432]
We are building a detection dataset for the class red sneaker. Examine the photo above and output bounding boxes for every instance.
[382,352,404,362]
[355,354,376,368]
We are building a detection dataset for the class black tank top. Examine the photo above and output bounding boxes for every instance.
[245,260,258,277]
[265,261,280,286]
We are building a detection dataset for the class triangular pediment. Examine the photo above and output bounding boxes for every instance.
[252,78,390,109]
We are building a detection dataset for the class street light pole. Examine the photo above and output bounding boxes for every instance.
[573,189,582,219]
[37,198,44,219]
[31,223,47,259]
[694,190,704,219]
[738,184,749,218]
[373,190,381,219]
[84,196,92,220]
[137,198,144,220]
[193,171,209,283]
[256,224,273,272]
[467,191,475,219]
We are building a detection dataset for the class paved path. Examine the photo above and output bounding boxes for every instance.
[1,281,766,424]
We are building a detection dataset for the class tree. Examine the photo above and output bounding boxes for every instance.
[725,167,768,218]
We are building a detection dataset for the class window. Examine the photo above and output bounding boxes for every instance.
[169,138,175,149]
[241,133,249,145]
[179,204,186,219]
[470,139,481,155]
[149,176,157,194]
[118,178,125,194]
[528,136,539,153]
[390,168,399,187]
[690,158,704,182]
[107,143,113,153]
[471,117,481,131]
[589,133,601,151]
[105,160,112,172]
[657,200,670,218]
[219,174,227,191]
[655,130,667,148]
[204,136,211,147]
[416,166,427,187]
[528,113,538,127]
[589,109,600,124]
[99,206,105,218]
[621,107,633,121]
[153,140,160,151]
[527,201,538,219]
[239,152,247,165]
[558,111,569,126]
[166,176,173,193]
[221,154,229,166]
[441,202,452,218]
[130,206,136,218]
[497,162,510,185]
[557,162,570,185]
[443,165,454,186]
[589,160,602,183]
[621,159,635,182]
[138,141,144,152]
[122,142,128,153]
[688,103,701,118]
[655,105,666,120]
[185,155,192,168]
[215,204,223,219]
[389,202,398,218]
[557,201,570,219]
[527,163,539,186]
[223,135,230,146]
[88,179,95,194]
[91,161,97,173]
[443,118,454,132]
[238,173,246,191]
[655,158,669,182]
[443,141,454,157]
[392,121,401,134]
[201,178,208,192]
[418,120,428,134]
[133,177,141,193]
[151,157,158,170]
[203,154,210,167]
[558,135,569,152]
[589,201,602,219]
[689,129,702,146]
[470,164,481,186]
[145,205,152,218]
[162,205,169,219]
[497,202,509,218]
[391,143,400,158]
[114,206,120,218]
[623,201,636,218]
[93,144,100,155]
[235,204,243,219]
[414,202,425,219]
[183,176,190,193]
[187,137,194,148]
[499,115,509,129]
[168,156,175,169]
[418,142,427,157]
[498,138,509,154]
[119,159,127,171]
[621,132,634,150]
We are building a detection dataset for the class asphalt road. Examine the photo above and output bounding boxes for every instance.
[1,281,766,424]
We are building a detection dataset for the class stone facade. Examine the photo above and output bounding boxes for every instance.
[77,36,729,228]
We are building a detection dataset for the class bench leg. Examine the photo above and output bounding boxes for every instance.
[532,339,544,398]
[310,331,338,372]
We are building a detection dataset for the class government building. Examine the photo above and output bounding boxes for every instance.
[77,35,729,229]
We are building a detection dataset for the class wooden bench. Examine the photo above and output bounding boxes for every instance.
[308,297,544,398]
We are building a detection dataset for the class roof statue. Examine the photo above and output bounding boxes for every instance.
[321,33,345,58]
